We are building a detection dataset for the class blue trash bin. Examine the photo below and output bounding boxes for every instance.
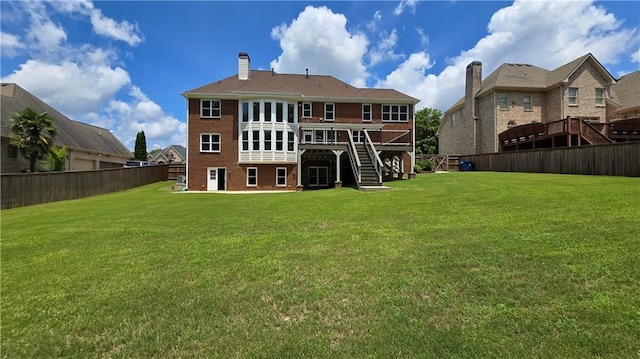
[458,161,474,171]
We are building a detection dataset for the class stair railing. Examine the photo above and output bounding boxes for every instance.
[364,130,383,183]
[581,119,614,144]
[346,129,362,187]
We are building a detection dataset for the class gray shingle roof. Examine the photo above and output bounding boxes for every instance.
[609,70,640,113]
[445,53,617,114]
[182,70,420,104]
[1,83,132,158]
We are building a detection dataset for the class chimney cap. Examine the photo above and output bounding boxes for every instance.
[239,52,250,59]
[467,61,482,68]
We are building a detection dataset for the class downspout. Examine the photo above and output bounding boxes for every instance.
[411,103,416,171]
[560,84,564,119]
[185,97,189,189]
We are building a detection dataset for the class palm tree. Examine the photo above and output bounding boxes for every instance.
[10,107,58,172]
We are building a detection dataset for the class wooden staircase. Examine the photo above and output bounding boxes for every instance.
[354,144,382,186]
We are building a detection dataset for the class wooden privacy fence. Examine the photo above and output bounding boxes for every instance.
[1,165,169,210]
[460,142,640,177]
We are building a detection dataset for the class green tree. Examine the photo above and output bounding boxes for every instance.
[10,108,58,172]
[415,107,442,154]
[42,146,67,171]
[134,131,147,160]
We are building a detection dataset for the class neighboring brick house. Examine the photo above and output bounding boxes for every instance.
[181,53,419,191]
[1,83,132,173]
[607,70,640,121]
[437,53,620,155]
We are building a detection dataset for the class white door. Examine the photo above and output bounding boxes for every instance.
[207,167,218,191]
[207,167,226,191]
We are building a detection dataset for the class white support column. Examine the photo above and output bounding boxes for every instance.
[332,150,344,187]
[296,149,306,190]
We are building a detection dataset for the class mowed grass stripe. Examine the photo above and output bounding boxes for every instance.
[2,172,639,358]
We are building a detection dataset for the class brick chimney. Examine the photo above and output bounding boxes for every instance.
[465,61,482,118]
[238,52,250,80]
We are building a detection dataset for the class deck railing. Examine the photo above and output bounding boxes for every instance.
[346,129,361,186]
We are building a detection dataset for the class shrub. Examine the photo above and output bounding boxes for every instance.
[415,159,434,172]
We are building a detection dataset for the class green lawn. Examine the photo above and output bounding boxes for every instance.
[2,172,639,358]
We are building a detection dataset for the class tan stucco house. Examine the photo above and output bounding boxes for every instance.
[436,53,638,155]
[1,83,132,173]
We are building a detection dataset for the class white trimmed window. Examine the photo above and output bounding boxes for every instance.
[498,93,509,110]
[276,167,287,187]
[362,104,372,122]
[200,133,220,152]
[252,130,260,151]
[352,130,365,143]
[382,105,408,121]
[308,167,328,187]
[247,167,257,186]
[276,102,284,122]
[302,102,312,118]
[264,130,272,151]
[288,103,295,123]
[276,131,284,151]
[264,102,272,122]
[595,88,605,106]
[201,100,221,118]
[242,131,249,151]
[569,87,579,106]
[288,131,295,151]
[324,103,335,121]
[523,94,532,111]
[241,102,249,122]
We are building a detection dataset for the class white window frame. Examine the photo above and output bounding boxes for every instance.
[276,167,287,187]
[247,167,258,187]
[242,130,249,151]
[302,102,312,118]
[498,93,509,110]
[362,104,372,122]
[241,102,249,122]
[595,88,605,107]
[352,130,365,143]
[523,94,532,111]
[201,100,221,118]
[450,113,456,127]
[324,103,335,121]
[308,166,328,187]
[200,133,221,153]
[382,104,409,122]
[287,131,295,151]
[568,87,579,106]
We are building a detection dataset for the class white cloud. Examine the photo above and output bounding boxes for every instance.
[270,5,369,87]
[49,0,143,46]
[631,49,640,63]
[368,29,404,66]
[367,10,382,32]
[103,86,186,149]
[416,27,429,47]
[0,32,26,57]
[393,0,419,16]
[379,0,638,111]
[26,12,67,52]
[89,9,144,46]
[1,58,130,115]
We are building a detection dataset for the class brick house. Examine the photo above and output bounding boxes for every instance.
[181,53,419,191]
[437,53,625,154]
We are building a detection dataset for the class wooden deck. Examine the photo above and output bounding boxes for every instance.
[498,117,640,151]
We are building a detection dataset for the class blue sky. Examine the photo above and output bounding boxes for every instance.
[1,0,638,151]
